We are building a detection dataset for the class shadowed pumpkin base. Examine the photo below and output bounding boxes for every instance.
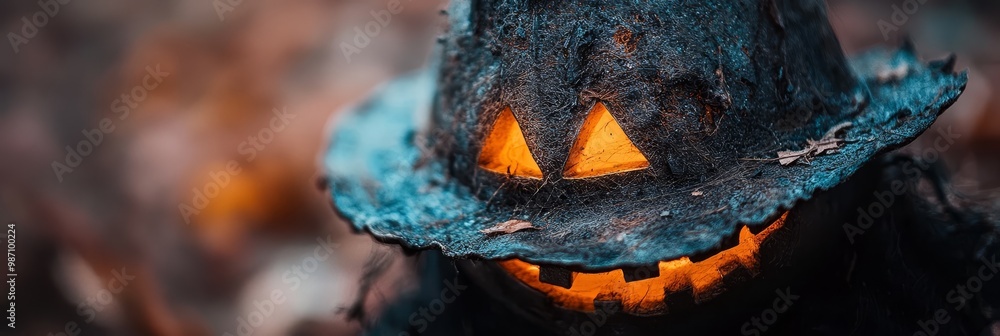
[498,212,788,315]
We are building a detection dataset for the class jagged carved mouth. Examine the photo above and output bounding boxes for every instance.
[498,212,789,316]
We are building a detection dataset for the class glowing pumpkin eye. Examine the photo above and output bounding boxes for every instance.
[563,102,649,179]
[478,107,544,179]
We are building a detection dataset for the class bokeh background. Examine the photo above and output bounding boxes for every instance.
[0,0,996,335]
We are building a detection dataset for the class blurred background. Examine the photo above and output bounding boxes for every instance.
[0,0,996,335]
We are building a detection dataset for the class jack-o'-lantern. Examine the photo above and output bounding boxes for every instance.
[325,0,966,330]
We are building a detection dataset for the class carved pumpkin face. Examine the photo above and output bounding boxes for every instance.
[497,213,788,315]
[326,0,965,320]
[478,102,649,180]
[476,104,790,314]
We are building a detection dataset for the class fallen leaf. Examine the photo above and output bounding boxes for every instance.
[813,139,841,154]
[777,148,811,165]
[877,64,910,83]
[777,122,852,166]
[480,220,539,235]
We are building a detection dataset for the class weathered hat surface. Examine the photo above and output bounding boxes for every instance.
[326,0,966,271]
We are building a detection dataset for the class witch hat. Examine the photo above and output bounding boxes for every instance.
[326,0,966,272]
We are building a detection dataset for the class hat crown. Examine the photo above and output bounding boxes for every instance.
[431,0,857,193]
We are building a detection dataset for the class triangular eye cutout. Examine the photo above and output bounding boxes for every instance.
[563,102,650,179]
[478,107,544,179]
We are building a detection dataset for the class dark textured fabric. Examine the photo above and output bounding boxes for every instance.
[325,0,966,271]
[435,0,856,183]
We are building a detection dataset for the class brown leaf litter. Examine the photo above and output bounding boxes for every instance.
[776,122,853,165]
[481,220,540,235]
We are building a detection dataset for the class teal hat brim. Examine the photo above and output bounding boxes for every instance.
[325,48,966,271]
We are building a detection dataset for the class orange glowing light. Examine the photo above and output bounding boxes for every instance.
[563,102,649,179]
[499,212,789,315]
[478,107,544,179]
